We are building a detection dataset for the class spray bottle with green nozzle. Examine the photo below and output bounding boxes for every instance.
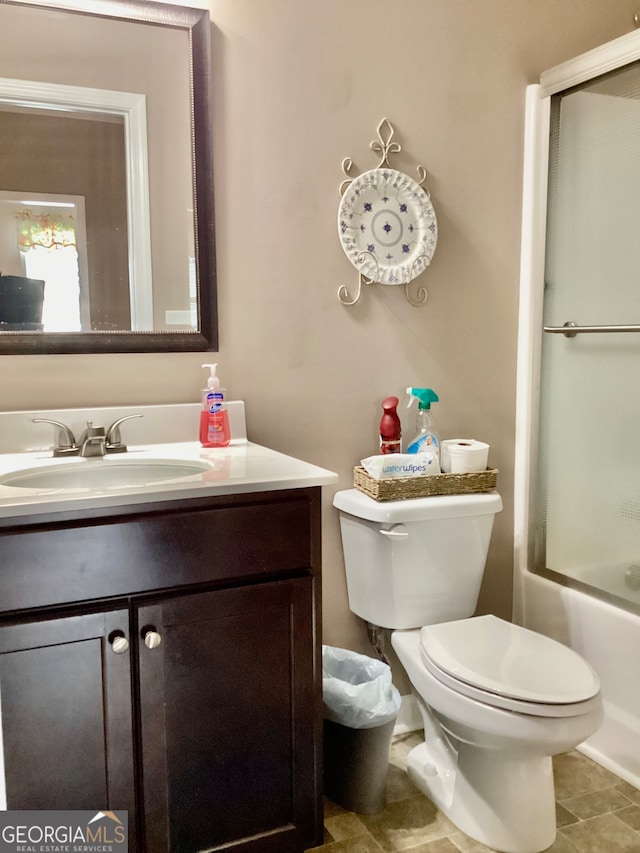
[406,387,440,457]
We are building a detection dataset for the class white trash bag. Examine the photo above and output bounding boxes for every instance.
[322,645,401,730]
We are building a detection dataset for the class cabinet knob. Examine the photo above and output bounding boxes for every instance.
[110,634,130,654]
[144,630,162,650]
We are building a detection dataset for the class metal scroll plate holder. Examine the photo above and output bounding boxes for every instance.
[337,119,438,306]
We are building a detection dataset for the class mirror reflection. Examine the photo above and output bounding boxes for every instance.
[0,0,217,353]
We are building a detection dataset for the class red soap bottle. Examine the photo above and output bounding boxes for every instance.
[199,363,231,448]
[379,396,402,454]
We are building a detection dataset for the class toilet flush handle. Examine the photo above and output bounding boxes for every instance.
[379,524,409,538]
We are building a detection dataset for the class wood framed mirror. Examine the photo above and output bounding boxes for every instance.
[0,0,217,353]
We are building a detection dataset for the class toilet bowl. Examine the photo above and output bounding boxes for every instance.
[392,617,602,853]
[333,488,604,853]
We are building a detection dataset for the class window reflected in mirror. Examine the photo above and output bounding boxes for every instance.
[0,192,90,332]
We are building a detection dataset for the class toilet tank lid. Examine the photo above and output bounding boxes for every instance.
[332,488,503,523]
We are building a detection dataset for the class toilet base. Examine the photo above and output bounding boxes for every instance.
[406,738,556,853]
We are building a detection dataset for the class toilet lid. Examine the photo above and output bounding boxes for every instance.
[420,615,600,706]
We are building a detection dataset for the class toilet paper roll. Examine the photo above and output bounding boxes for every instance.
[441,439,489,474]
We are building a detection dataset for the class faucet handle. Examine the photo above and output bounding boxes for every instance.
[32,418,79,457]
[106,414,143,453]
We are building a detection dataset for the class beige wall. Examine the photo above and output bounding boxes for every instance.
[0,0,636,658]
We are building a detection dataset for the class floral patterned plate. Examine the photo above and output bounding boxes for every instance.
[338,168,437,284]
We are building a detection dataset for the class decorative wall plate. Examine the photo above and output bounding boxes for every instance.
[338,168,438,285]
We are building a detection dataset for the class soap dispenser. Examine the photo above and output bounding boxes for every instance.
[199,363,230,448]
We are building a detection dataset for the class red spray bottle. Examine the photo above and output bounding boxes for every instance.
[379,396,402,454]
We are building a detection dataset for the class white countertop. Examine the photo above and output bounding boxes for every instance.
[0,440,338,520]
[0,403,338,520]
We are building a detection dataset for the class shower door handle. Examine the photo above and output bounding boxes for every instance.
[544,321,640,337]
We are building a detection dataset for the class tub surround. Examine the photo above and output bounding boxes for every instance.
[519,572,640,791]
[0,403,337,852]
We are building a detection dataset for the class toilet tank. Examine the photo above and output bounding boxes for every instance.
[333,489,503,630]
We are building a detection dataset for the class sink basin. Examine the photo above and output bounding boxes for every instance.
[0,458,211,491]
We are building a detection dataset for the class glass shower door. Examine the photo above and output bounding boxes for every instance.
[536,61,640,607]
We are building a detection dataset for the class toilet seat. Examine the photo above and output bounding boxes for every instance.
[420,615,601,717]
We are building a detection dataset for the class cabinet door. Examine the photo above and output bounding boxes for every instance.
[137,578,318,853]
[0,610,136,833]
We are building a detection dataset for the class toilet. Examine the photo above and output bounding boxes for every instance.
[333,488,603,853]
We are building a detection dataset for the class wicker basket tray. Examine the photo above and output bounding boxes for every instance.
[353,465,498,502]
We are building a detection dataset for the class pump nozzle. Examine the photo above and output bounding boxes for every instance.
[406,387,439,410]
[202,363,220,390]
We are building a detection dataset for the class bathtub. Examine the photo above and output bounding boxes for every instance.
[518,568,640,789]
[563,564,640,610]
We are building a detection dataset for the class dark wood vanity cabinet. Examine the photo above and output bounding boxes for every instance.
[0,488,323,853]
[0,609,136,816]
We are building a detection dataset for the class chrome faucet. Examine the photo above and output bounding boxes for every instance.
[33,413,143,458]
[79,422,107,457]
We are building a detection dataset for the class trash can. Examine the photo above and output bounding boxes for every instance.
[322,645,401,814]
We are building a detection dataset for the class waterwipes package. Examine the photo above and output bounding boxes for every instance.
[361,452,440,480]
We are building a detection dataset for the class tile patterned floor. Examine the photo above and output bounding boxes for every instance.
[306,733,640,852]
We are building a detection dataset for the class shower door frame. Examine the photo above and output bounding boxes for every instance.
[514,27,640,789]
[514,27,640,622]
